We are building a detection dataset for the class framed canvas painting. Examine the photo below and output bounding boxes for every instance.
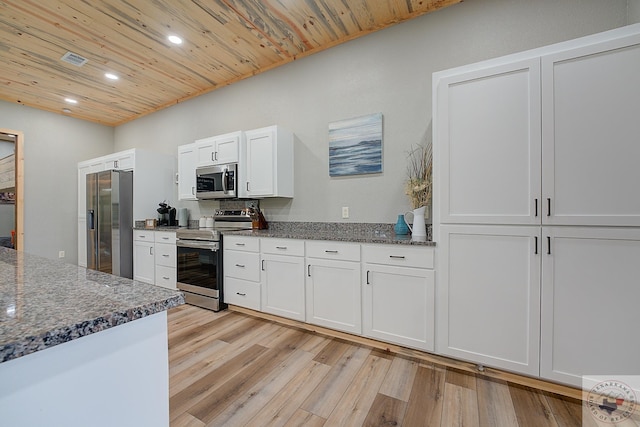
[329,113,383,177]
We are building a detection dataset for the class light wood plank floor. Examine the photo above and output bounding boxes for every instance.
[167,304,596,427]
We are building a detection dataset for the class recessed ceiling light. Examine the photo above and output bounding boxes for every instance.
[168,35,183,45]
[62,108,72,113]
[65,98,78,104]
[105,73,119,80]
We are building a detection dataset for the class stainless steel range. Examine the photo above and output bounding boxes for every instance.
[176,209,252,311]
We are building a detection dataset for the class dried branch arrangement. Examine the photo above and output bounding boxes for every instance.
[405,140,433,210]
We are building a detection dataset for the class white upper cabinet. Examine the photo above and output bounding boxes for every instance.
[541,33,640,226]
[177,143,197,201]
[435,59,542,225]
[104,150,135,171]
[435,28,640,228]
[195,131,242,167]
[239,125,294,198]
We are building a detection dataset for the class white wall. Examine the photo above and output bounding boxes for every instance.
[630,0,640,23]
[115,0,629,224]
[0,101,113,260]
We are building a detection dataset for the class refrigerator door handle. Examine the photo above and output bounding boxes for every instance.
[88,209,95,230]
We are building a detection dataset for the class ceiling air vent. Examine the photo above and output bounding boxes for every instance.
[61,51,88,67]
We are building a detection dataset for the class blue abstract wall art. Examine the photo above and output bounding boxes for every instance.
[329,113,383,177]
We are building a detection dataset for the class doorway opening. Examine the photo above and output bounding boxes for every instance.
[0,129,23,251]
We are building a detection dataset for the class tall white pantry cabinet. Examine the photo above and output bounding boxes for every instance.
[433,24,640,386]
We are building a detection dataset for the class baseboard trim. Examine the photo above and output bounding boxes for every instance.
[227,304,582,401]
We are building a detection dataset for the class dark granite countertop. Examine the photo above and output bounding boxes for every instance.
[222,223,436,246]
[0,248,184,363]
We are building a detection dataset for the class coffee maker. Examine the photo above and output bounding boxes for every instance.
[157,202,177,226]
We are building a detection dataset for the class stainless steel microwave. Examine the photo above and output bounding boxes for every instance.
[196,163,237,199]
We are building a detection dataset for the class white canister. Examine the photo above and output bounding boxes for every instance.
[199,216,206,228]
[205,216,214,228]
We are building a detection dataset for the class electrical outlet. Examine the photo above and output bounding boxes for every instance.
[58,250,65,258]
[342,206,349,219]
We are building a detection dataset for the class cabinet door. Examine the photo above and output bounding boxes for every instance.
[435,59,541,225]
[214,132,240,164]
[540,227,640,387]
[178,143,197,200]
[245,129,275,197]
[133,241,155,284]
[363,264,434,351]
[542,34,640,226]
[306,258,361,334]
[437,224,540,376]
[196,136,216,167]
[261,254,305,321]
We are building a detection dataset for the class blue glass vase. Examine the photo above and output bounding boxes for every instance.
[394,214,409,235]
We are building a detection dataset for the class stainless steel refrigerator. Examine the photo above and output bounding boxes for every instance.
[86,170,133,278]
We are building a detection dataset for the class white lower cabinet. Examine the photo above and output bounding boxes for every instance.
[154,231,176,290]
[133,230,176,288]
[540,227,640,387]
[261,239,305,321]
[133,232,155,285]
[305,241,361,335]
[362,244,435,351]
[223,235,261,310]
[437,225,541,376]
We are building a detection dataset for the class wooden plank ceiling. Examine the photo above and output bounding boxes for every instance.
[0,0,460,126]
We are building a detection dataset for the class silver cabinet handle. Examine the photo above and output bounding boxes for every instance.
[307,264,311,277]
[276,246,287,250]
[191,186,195,195]
[236,292,246,296]
[389,255,405,259]
[325,250,338,253]
[162,254,170,257]
[534,236,538,255]
[366,270,370,285]
[547,198,551,216]
[235,264,245,268]
[235,243,245,246]
[246,182,250,191]
[547,236,551,255]
[535,198,538,217]
[162,276,170,280]
[261,260,265,271]
[149,247,153,255]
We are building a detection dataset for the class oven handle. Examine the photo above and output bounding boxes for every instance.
[176,240,219,251]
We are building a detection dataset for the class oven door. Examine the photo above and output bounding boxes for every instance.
[176,240,221,300]
[196,163,237,199]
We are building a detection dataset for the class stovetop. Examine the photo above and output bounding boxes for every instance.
[176,209,253,241]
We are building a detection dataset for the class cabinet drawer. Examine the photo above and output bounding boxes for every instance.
[155,265,176,290]
[261,238,304,256]
[362,244,434,269]
[224,235,259,252]
[155,242,176,267]
[155,231,176,243]
[224,277,260,310]
[224,250,260,281]
[133,230,154,242]
[305,240,360,262]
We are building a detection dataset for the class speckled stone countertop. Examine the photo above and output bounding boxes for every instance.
[0,248,184,363]
[223,221,436,246]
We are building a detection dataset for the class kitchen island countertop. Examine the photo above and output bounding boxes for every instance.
[0,247,184,363]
